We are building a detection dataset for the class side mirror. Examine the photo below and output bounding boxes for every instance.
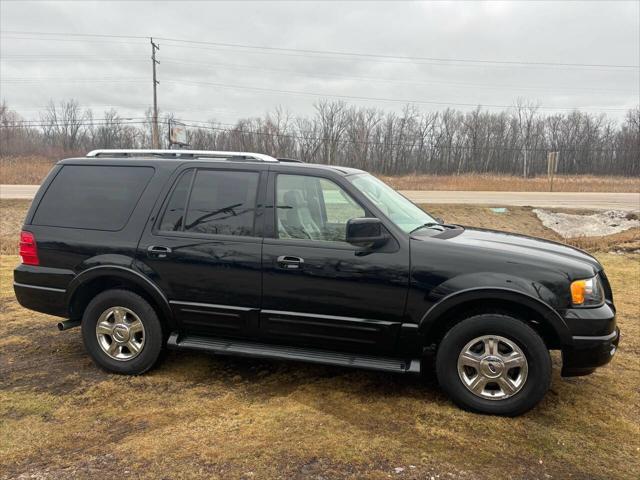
[346,218,389,248]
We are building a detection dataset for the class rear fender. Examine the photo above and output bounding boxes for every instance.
[65,265,174,328]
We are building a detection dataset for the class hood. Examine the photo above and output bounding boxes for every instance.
[412,225,601,276]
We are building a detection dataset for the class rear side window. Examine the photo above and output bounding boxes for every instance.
[33,165,154,231]
[159,169,259,236]
[159,170,194,232]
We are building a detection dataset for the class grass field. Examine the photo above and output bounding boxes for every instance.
[1,199,639,479]
[381,173,640,193]
[2,156,639,192]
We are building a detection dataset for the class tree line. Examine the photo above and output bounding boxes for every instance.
[1,99,638,176]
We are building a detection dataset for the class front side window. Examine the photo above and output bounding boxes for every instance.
[276,174,365,242]
[349,173,436,233]
[159,169,259,236]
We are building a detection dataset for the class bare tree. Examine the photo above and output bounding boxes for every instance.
[1,100,638,177]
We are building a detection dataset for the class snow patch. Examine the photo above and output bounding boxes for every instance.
[533,209,640,238]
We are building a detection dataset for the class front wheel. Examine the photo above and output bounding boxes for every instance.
[81,289,164,375]
[436,314,551,416]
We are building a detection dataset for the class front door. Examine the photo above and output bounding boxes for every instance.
[261,171,409,354]
[138,165,265,338]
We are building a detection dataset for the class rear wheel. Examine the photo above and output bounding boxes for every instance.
[81,289,164,375]
[436,314,551,416]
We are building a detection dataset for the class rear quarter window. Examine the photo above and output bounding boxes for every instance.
[32,165,154,231]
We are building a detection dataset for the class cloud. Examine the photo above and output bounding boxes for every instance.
[1,0,638,123]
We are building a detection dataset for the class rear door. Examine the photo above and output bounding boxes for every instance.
[138,163,267,338]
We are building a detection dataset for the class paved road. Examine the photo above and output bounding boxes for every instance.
[403,190,640,211]
[1,184,638,210]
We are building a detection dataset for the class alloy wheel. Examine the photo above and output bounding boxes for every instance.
[95,306,145,361]
[456,335,528,400]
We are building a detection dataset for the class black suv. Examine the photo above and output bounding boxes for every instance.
[14,149,619,416]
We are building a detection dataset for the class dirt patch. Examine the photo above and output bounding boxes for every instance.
[534,209,640,238]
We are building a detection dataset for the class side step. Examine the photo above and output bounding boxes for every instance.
[167,333,421,374]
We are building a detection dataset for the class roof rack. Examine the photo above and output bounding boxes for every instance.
[86,149,279,162]
[277,157,305,163]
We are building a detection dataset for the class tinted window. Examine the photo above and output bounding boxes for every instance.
[183,170,259,236]
[33,165,154,231]
[276,174,364,242]
[159,170,194,232]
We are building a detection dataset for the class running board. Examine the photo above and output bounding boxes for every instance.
[167,332,421,374]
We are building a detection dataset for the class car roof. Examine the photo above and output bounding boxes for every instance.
[58,156,366,176]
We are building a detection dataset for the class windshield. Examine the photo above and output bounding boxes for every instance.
[349,173,436,233]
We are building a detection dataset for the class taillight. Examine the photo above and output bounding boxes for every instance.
[19,231,39,265]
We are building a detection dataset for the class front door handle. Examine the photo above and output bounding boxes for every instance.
[277,255,304,270]
[147,245,172,259]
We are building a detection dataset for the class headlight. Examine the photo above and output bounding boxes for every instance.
[570,276,604,306]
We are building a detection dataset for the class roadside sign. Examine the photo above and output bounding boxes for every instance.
[169,120,188,147]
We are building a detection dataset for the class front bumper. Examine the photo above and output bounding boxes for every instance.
[561,302,619,377]
[561,327,620,377]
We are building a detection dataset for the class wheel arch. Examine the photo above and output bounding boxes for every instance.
[65,266,175,329]
[419,288,573,349]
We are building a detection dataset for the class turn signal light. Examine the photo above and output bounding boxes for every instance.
[19,231,39,266]
[570,279,586,305]
[570,276,603,306]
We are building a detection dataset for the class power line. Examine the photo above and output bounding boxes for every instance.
[0,35,148,46]
[162,119,628,153]
[3,29,637,69]
[162,78,632,112]
[1,54,144,59]
[160,58,636,95]
[1,30,147,40]
[0,121,151,128]
[156,37,639,70]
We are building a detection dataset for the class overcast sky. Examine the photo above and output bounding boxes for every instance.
[1,0,639,125]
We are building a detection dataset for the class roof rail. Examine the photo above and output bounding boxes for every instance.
[86,149,279,162]
[277,157,305,163]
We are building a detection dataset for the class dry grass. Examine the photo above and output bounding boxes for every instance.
[1,199,639,478]
[2,156,639,193]
[0,199,29,255]
[381,173,640,193]
[1,252,638,479]
[0,156,57,185]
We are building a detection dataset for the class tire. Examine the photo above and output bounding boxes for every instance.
[81,289,164,375]
[436,314,551,416]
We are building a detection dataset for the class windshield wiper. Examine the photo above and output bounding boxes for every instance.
[409,222,444,234]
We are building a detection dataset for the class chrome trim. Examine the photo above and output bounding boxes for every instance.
[169,300,253,311]
[14,281,65,293]
[86,149,278,162]
[573,330,618,342]
[262,309,395,325]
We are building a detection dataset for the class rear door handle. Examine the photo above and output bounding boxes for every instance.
[277,255,304,270]
[147,245,172,259]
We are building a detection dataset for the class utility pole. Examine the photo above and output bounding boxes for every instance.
[150,37,160,148]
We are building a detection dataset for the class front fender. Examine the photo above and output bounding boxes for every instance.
[418,287,573,346]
